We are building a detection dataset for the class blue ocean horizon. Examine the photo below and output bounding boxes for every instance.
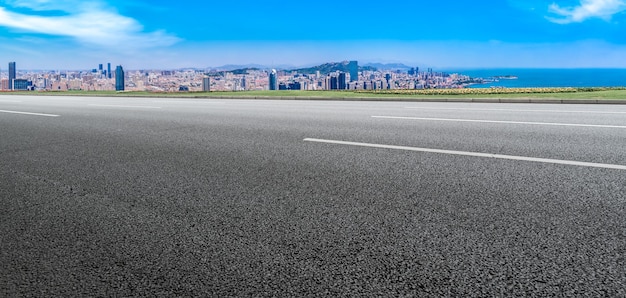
[446,68,626,88]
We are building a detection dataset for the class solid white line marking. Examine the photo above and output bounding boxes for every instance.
[303,138,626,170]
[0,99,23,103]
[0,109,59,117]
[89,104,162,109]
[372,116,626,129]
[405,107,626,114]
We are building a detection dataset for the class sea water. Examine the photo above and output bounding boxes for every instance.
[448,69,626,88]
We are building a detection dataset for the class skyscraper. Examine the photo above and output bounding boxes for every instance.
[329,75,338,90]
[8,62,16,90]
[348,61,358,82]
[385,73,392,90]
[338,72,347,90]
[202,76,210,92]
[269,69,278,90]
[107,63,112,79]
[115,65,125,91]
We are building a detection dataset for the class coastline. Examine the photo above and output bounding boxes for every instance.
[455,68,626,89]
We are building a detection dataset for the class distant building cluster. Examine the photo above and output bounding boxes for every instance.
[235,62,471,91]
[0,61,126,92]
[1,61,31,91]
[0,60,474,92]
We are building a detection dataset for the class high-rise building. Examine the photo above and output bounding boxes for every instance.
[329,75,338,90]
[8,62,16,90]
[107,63,112,79]
[202,76,210,92]
[339,72,347,90]
[115,65,125,91]
[269,69,278,90]
[348,61,358,82]
[385,73,392,90]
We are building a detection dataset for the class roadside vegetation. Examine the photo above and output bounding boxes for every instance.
[357,87,626,99]
[2,87,626,100]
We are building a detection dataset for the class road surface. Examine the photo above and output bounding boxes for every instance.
[1,95,625,296]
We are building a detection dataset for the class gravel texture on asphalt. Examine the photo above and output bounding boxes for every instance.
[1,96,625,296]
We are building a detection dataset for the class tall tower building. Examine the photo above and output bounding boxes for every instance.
[338,72,347,90]
[269,69,278,90]
[385,73,392,90]
[329,75,338,90]
[8,62,16,90]
[107,63,112,79]
[202,76,210,92]
[348,61,358,82]
[115,65,125,91]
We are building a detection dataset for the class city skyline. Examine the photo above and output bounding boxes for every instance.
[1,59,476,92]
[1,0,626,69]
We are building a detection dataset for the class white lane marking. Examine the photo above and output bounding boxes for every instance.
[0,109,59,117]
[372,116,626,129]
[303,138,626,170]
[152,100,223,103]
[405,107,626,114]
[0,99,23,103]
[88,104,162,109]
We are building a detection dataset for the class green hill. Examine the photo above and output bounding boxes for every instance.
[212,68,260,76]
[289,61,375,75]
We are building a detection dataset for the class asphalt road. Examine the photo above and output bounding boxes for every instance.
[1,95,625,296]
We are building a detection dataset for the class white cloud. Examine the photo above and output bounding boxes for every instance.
[548,0,626,24]
[0,1,180,48]
[4,0,84,12]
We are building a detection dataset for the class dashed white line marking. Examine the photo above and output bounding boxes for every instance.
[303,138,626,170]
[0,109,59,117]
[152,100,224,104]
[405,106,626,114]
[88,104,162,109]
[372,116,626,129]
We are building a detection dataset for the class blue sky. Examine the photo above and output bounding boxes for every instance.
[1,0,626,69]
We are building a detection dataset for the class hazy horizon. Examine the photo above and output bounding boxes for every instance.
[5,65,626,73]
